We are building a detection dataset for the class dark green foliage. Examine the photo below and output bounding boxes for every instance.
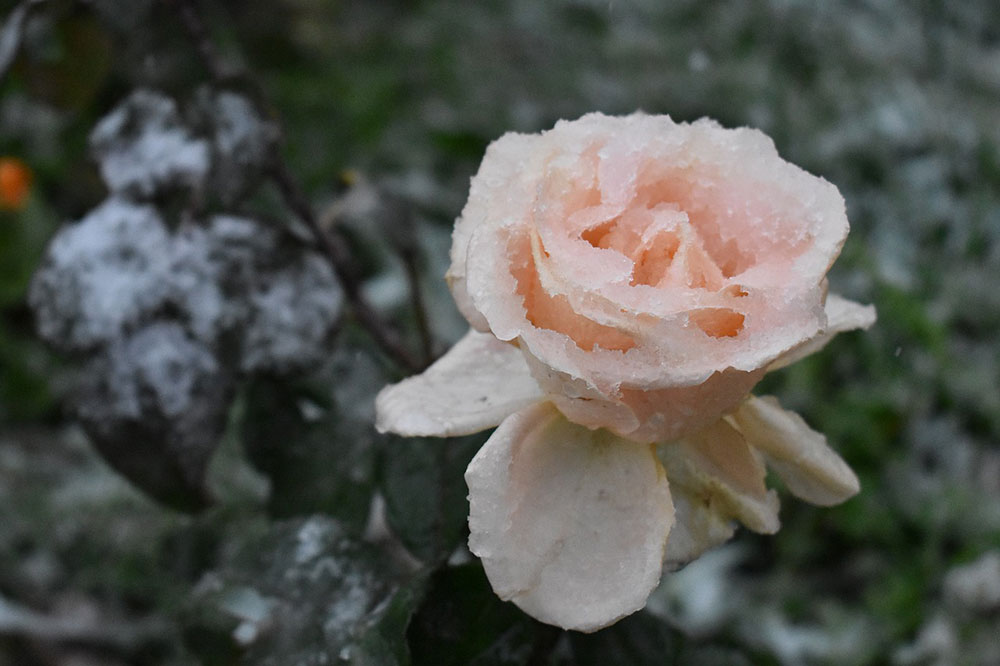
[183,516,416,666]
[240,345,383,531]
[379,434,483,564]
[408,564,540,666]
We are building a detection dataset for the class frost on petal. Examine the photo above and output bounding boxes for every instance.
[768,293,876,371]
[466,402,673,632]
[729,395,859,506]
[663,487,737,570]
[658,419,780,534]
[375,329,544,437]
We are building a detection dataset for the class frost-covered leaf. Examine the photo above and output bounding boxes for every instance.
[239,253,343,376]
[192,88,279,205]
[29,197,173,352]
[185,516,416,666]
[74,322,234,511]
[168,214,278,345]
[89,89,210,199]
[172,214,343,374]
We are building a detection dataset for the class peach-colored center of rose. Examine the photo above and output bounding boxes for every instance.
[511,142,768,349]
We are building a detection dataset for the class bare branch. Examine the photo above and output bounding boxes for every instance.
[269,160,422,371]
[162,0,422,372]
[401,246,434,367]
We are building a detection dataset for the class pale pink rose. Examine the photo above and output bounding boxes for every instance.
[376,113,875,632]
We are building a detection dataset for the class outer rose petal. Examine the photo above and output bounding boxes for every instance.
[447,131,543,333]
[663,487,737,570]
[657,419,780,534]
[768,293,876,371]
[729,395,859,506]
[374,329,544,437]
[466,402,674,632]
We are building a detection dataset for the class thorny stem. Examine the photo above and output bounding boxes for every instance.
[162,0,423,373]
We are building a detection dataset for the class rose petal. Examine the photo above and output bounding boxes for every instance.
[729,395,859,506]
[466,402,674,632]
[663,487,737,570]
[658,419,780,534]
[768,293,876,371]
[374,329,544,437]
[448,131,541,333]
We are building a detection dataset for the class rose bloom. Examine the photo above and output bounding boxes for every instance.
[376,113,875,632]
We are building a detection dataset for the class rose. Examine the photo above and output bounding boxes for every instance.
[376,113,874,632]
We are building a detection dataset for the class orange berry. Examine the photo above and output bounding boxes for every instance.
[0,158,33,211]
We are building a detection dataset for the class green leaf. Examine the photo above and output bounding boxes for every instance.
[379,433,484,564]
[407,564,542,666]
[570,612,754,666]
[569,612,678,666]
[240,346,385,531]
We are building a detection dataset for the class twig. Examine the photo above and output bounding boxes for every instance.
[162,0,422,372]
[269,160,422,371]
[400,247,434,366]
[162,0,229,81]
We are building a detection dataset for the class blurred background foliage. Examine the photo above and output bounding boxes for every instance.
[1,0,999,664]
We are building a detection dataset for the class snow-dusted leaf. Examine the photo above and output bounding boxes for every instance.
[659,419,780,535]
[729,395,859,506]
[75,322,233,511]
[466,402,673,632]
[29,198,173,351]
[186,516,416,666]
[375,328,544,437]
[239,253,343,375]
[193,88,279,205]
[89,89,210,199]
